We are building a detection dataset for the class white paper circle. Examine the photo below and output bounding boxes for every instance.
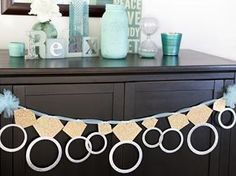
[0,124,27,152]
[65,136,92,163]
[142,127,163,148]
[159,128,184,154]
[218,108,236,129]
[109,141,143,174]
[85,132,107,155]
[26,137,62,172]
[187,123,219,155]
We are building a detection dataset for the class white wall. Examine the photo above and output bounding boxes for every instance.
[1,0,236,60]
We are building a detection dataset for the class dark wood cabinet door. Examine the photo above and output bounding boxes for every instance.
[125,80,222,118]
[123,80,229,176]
[14,84,124,119]
[228,77,236,176]
[0,86,13,176]
[229,121,236,176]
[11,83,124,176]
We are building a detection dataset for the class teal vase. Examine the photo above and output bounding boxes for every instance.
[32,21,58,39]
[101,4,128,59]
[161,33,182,56]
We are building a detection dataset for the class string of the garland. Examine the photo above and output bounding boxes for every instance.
[0,88,234,123]
[19,99,217,124]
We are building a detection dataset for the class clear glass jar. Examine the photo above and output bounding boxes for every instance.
[101,4,128,59]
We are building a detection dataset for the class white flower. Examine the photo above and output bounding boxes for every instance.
[29,0,62,23]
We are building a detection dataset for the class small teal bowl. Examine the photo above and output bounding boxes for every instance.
[161,33,182,56]
[8,42,25,57]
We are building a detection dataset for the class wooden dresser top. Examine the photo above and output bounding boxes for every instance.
[0,49,236,76]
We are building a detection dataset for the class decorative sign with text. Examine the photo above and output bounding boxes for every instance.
[113,0,142,53]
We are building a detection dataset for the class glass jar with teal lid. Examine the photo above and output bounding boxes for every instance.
[8,42,25,57]
[101,4,128,59]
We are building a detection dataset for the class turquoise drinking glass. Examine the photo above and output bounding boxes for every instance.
[161,33,182,56]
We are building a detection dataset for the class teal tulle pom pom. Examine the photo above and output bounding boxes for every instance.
[224,84,236,108]
[0,90,19,118]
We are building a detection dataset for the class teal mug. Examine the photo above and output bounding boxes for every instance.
[161,33,182,56]
[8,42,25,57]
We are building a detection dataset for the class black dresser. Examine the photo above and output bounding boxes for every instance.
[0,49,236,176]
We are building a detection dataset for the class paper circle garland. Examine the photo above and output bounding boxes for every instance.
[218,108,236,129]
[109,141,143,174]
[65,136,92,163]
[187,123,219,155]
[0,124,27,152]
[142,127,163,148]
[0,96,234,174]
[26,137,62,172]
[159,128,184,154]
[85,132,107,155]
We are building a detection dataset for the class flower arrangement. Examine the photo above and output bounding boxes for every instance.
[29,0,62,23]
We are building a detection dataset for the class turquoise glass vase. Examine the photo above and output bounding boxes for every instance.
[161,33,182,56]
[101,4,128,59]
[32,21,58,39]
